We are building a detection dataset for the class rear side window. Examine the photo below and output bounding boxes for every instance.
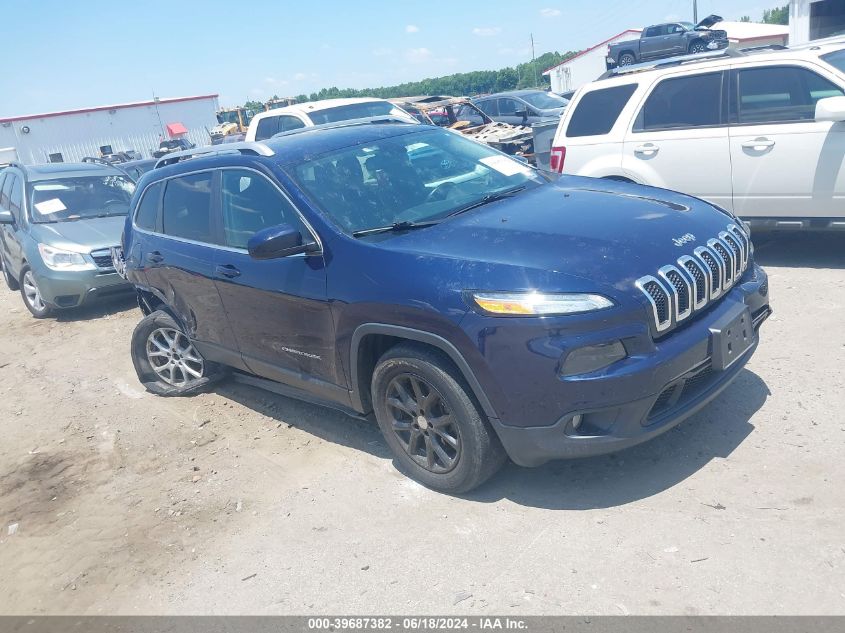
[279,115,305,132]
[635,72,723,131]
[255,116,280,141]
[161,172,214,243]
[567,84,638,137]
[736,66,845,124]
[645,25,666,37]
[135,181,163,231]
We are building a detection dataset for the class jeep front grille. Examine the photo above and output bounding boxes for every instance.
[635,224,750,335]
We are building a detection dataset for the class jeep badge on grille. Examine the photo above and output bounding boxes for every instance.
[673,233,696,247]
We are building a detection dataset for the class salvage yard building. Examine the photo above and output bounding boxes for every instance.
[0,94,219,165]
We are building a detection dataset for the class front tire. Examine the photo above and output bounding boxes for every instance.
[689,41,707,54]
[130,310,224,396]
[371,343,507,494]
[19,265,53,318]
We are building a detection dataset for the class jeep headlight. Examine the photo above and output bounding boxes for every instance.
[37,244,95,271]
[470,291,614,316]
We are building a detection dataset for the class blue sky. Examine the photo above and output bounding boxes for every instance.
[1,0,780,116]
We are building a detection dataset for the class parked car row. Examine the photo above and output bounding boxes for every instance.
[552,38,845,232]
[1,88,772,494]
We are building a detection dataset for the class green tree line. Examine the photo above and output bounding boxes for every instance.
[740,4,789,25]
[242,50,577,110]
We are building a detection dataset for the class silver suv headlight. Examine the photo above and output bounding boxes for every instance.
[470,291,614,316]
[37,244,95,271]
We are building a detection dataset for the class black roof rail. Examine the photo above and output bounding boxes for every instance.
[153,142,275,169]
[598,47,746,80]
[738,44,788,53]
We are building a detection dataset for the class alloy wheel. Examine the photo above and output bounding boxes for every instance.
[385,373,461,473]
[146,327,204,387]
[22,271,46,312]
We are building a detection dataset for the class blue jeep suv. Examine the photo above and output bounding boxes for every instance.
[119,121,771,493]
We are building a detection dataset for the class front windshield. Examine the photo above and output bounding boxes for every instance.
[822,49,845,74]
[520,91,569,110]
[679,21,694,30]
[308,101,412,125]
[28,175,136,223]
[289,128,545,235]
[217,111,239,125]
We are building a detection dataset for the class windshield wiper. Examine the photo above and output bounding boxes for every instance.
[445,186,527,219]
[352,220,440,238]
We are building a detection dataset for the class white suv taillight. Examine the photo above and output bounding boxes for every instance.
[550,146,566,173]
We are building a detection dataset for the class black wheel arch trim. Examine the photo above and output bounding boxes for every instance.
[349,323,498,420]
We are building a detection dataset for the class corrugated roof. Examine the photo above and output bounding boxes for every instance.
[0,94,219,124]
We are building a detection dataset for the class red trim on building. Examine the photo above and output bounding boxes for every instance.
[0,94,219,124]
[543,30,643,74]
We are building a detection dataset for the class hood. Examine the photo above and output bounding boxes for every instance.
[695,14,722,29]
[374,177,737,294]
[30,215,127,252]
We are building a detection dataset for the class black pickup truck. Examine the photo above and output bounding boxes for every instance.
[607,15,728,67]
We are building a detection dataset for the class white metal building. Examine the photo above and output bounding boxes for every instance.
[544,22,790,94]
[790,0,845,45]
[0,94,219,165]
[544,30,642,95]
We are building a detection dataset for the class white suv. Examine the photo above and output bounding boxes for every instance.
[245,98,417,142]
[550,42,845,231]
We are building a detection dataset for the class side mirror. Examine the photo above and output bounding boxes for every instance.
[0,210,13,225]
[247,223,318,260]
[515,108,529,121]
[815,96,845,123]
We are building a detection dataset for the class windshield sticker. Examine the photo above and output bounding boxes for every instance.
[33,183,70,191]
[480,155,532,177]
[33,198,67,215]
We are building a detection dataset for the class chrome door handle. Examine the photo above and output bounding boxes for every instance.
[215,264,241,279]
[741,138,775,151]
[634,143,659,156]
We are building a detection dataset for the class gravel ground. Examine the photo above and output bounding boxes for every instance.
[0,233,843,615]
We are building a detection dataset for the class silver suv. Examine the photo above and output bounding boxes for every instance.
[0,162,136,317]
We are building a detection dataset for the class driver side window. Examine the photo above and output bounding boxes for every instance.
[220,170,310,250]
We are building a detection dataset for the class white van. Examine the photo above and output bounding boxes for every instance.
[550,41,845,231]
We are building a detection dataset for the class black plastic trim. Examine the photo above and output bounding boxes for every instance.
[349,323,498,419]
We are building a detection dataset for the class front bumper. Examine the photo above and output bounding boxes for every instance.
[465,265,770,467]
[33,266,134,309]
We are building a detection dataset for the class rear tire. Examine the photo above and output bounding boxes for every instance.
[618,52,636,66]
[1,255,18,291]
[19,265,53,318]
[371,343,507,494]
[130,310,225,396]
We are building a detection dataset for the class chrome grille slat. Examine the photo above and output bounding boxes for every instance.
[658,265,692,322]
[678,255,708,310]
[635,276,672,332]
[637,225,750,335]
